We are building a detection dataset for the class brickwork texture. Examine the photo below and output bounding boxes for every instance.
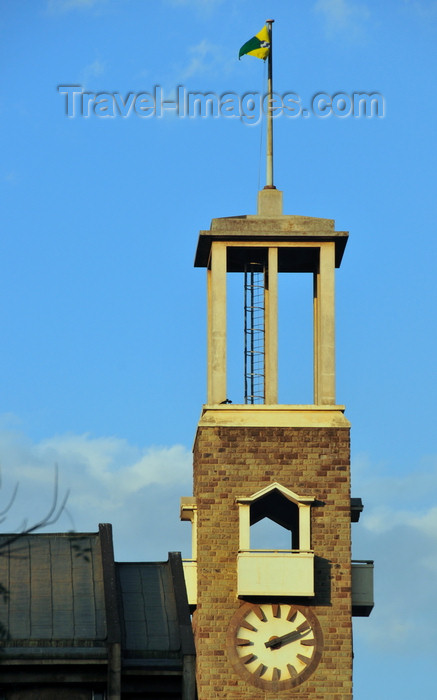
[193,424,352,700]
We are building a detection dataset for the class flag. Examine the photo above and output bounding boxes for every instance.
[239,25,270,60]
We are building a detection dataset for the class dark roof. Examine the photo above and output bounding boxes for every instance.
[117,562,181,656]
[0,525,194,680]
[0,531,106,649]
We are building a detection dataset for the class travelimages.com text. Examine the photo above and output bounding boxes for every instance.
[58,85,385,123]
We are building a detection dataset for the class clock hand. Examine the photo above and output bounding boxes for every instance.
[265,627,311,649]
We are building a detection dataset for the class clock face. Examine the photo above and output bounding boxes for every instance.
[227,602,323,690]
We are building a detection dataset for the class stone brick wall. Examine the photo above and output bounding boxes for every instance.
[193,424,352,700]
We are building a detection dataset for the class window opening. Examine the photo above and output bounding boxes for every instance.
[250,516,292,550]
[250,490,300,550]
[277,272,313,404]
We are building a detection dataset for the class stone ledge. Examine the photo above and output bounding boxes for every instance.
[197,405,351,429]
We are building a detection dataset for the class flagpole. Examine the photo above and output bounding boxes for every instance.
[265,19,274,189]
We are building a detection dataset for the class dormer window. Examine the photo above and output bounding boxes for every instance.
[248,487,300,550]
[236,482,315,597]
[237,482,314,552]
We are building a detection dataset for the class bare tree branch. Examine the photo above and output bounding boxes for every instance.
[0,482,19,522]
[0,464,70,550]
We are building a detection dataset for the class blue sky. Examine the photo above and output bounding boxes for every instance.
[1,1,436,697]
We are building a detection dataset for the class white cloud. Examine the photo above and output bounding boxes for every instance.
[153,39,233,108]
[1,418,435,636]
[364,503,437,540]
[403,0,437,18]
[314,0,371,41]
[413,505,437,538]
[352,453,437,656]
[79,57,106,86]
[0,428,191,506]
[179,39,231,80]
[0,418,192,560]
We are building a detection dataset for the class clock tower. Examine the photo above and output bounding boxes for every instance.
[181,188,373,699]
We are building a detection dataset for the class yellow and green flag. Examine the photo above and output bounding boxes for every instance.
[239,25,270,60]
